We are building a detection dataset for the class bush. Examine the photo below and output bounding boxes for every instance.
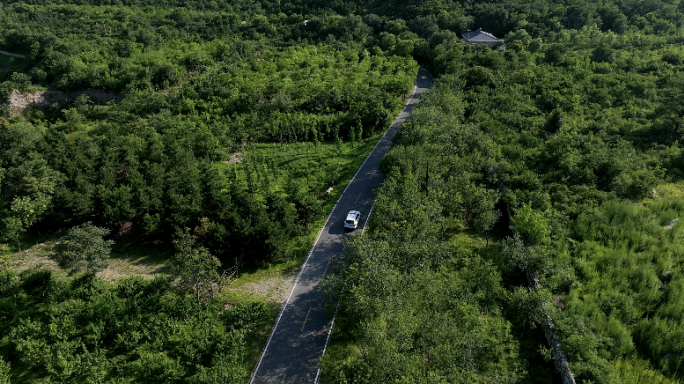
[222,301,268,331]
[20,269,57,302]
[69,274,108,301]
[188,353,247,384]
[291,192,323,227]
[463,66,495,88]
[612,169,661,200]
[53,222,114,275]
[661,52,683,65]
[511,204,550,245]
[0,269,19,297]
[116,276,148,299]
[0,356,10,384]
[130,352,185,383]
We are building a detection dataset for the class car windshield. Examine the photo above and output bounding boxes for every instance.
[345,219,354,224]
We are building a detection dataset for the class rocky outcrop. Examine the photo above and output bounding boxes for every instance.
[7,89,120,114]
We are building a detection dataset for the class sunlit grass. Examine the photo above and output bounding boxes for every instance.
[654,181,684,200]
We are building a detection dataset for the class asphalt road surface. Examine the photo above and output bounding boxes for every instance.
[249,68,434,384]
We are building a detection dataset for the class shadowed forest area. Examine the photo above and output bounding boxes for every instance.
[2,0,684,382]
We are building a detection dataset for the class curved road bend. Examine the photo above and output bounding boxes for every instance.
[249,68,434,384]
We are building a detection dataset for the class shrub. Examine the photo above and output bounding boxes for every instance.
[53,222,114,276]
[0,269,19,297]
[0,356,10,384]
[129,352,185,383]
[463,66,495,88]
[20,269,56,302]
[222,301,268,331]
[511,204,550,245]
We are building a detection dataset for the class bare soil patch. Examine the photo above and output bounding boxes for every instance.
[225,152,244,164]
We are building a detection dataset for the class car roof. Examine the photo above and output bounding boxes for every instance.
[346,210,361,217]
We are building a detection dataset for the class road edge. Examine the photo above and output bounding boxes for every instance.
[248,75,421,384]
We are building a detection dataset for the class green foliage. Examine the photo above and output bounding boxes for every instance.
[0,356,10,384]
[4,0,684,381]
[506,286,551,329]
[0,269,18,297]
[0,273,268,383]
[189,353,246,384]
[463,65,495,88]
[130,352,185,383]
[421,17,684,379]
[170,228,221,303]
[53,222,114,275]
[553,197,684,380]
[322,237,526,383]
[323,0,684,377]
[498,235,552,276]
[511,204,550,245]
[0,11,417,264]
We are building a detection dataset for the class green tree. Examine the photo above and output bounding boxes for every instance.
[507,286,551,329]
[463,66,495,88]
[498,235,552,275]
[9,192,50,229]
[591,44,614,63]
[1,168,56,252]
[170,229,221,304]
[658,76,684,140]
[2,216,25,252]
[0,356,10,384]
[53,222,114,275]
[337,15,371,42]
[511,203,550,245]
[544,44,567,65]
[473,203,500,251]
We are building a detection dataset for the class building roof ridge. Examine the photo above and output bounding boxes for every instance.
[479,29,498,40]
[462,28,499,42]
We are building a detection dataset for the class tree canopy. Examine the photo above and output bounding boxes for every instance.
[4,0,684,382]
[53,222,114,275]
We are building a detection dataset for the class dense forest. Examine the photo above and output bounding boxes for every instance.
[320,1,684,383]
[0,3,417,265]
[0,0,419,381]
[3,0,684,382]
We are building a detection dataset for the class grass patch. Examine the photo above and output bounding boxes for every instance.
[6,240,170,283]
[654,180,684,200]
[221,131,386,199]
[104,243,171,282]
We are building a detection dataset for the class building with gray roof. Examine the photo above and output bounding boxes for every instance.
[462,28,500,48]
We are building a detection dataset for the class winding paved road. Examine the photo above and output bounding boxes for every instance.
[249,68,434,384]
